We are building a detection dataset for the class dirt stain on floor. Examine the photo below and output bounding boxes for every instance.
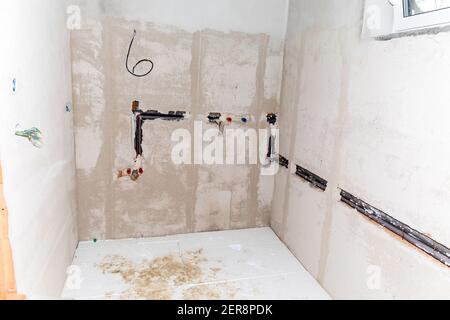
[183,283,239,300]
[97,249,236,300]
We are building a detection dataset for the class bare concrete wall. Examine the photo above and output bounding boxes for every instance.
[0,0,78,298]
[71,5,286,240]
[273,0,450,299]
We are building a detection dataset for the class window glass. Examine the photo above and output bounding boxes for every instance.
[406,0,450,16]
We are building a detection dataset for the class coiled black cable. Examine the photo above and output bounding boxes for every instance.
[126,29,154,77]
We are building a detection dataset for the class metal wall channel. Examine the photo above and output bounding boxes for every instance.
[340,190,450,268]
[133,109,186,156]
[295,165,327,191]
[278,155,289,169]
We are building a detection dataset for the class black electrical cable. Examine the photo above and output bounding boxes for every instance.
[126,29,154,77]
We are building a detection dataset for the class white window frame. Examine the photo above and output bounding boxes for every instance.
[392,0,450,33]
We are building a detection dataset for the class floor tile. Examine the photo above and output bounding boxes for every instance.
[61,228,330,300]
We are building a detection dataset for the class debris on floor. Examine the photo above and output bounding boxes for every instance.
[97,250,228,299]
[61,228,331,300]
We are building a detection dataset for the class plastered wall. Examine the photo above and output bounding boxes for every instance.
[71,1,288,240]
[69,0,288,51]
[0,0,78,298]
[273,0,450,299]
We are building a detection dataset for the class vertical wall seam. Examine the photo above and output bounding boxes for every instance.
[250,33,270,227]
[68,31,81,242]
[317,31,351,284]
[102,17,116,239]
[280,32,308,240]
[188,31,203,233]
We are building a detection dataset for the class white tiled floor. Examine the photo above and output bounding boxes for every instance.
[61,228,330,300]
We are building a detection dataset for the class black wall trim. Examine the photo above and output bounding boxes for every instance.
[340,190,450,268]
[295,165,327,191]
[278,155,289,169]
